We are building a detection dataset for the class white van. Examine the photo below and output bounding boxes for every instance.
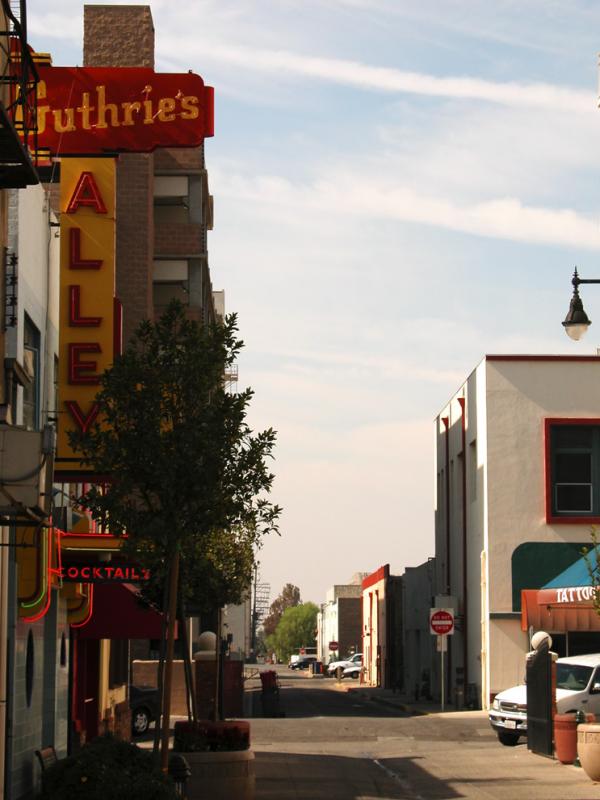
[489,653,600,746]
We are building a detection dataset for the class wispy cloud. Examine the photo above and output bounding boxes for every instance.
[161,38,594,114]
[213,165,600,251]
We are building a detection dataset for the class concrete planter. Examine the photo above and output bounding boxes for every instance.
[577,723,600,780]
[182,749,255,800]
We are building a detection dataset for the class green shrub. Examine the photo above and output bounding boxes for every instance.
[41,735,177,800]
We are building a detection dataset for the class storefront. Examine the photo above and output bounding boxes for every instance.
[522,551,600,657]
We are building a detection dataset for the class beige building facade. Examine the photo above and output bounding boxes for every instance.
[435,355,600,710]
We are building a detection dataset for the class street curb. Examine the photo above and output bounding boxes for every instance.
[346,687,429,716]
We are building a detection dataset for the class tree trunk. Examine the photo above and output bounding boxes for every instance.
[212,606,222,722]
[160,548,180,772]
[152,564,171,759]
[178,595,198,723]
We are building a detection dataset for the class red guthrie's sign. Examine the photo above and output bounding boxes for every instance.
[36,66,214,155]
[61,564,151,582]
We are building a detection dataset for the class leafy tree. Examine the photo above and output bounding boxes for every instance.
[262,583,301,637]
[266,602,318,662]
[70,302,280,767]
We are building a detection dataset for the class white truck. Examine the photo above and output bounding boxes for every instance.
[489,653,600,746]
[327,652,363,678]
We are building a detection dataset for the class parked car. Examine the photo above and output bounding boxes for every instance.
[288,654,301,668]
[290,655,317,670]
[327,652,362,678]
[342,662,362,680]
[489,653,600,746]
[130,684,159,736]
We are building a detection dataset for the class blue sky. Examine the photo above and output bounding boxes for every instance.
[28,0,600,604]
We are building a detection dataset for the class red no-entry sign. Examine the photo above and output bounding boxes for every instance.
[430,608,454,636]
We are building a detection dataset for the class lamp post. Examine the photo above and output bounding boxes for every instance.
[562,268,600,341]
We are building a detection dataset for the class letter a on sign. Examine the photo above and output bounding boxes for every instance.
[66,172,107,214]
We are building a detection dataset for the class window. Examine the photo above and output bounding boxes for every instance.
[548,422,600,518]
[469,440,477,502]
[154,175,189,224]
[22,315,40,431]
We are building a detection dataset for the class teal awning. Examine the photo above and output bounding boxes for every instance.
[543,549,598,589]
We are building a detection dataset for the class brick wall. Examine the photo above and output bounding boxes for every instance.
[132,660,189,716]
[99,700,131,741]
[83,5,154,68]
[82,6,216,342]
[154,223,203,257]
[84,6,155,347]
[338,597,362,656]
[154,146,204,172]
[115,154,154,345]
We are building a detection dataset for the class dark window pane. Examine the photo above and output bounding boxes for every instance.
[556,452,592,482]
[556,484,592,512]
[554,426,593,448]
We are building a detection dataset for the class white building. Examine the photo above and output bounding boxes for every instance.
[435,355,600,710]
[222,597,252,661]
[317,577,364,662]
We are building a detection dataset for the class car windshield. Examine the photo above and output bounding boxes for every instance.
[556,664,594,691]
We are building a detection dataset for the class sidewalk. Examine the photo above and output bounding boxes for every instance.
[331,678,465,716]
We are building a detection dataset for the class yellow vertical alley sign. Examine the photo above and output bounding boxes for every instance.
[55,158,116,479]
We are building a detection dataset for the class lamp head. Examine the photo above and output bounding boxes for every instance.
[563,271,591,341]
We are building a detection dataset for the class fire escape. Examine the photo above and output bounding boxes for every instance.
[0,0,38,188]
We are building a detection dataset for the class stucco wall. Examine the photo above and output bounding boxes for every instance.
[362,570,387,687]
[6,185,60,427]
[484,358,600,695]
[435,360,488,706]
[435,356,600,707]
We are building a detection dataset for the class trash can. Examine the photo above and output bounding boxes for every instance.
[260,670,281,717]
[260,670,277,691]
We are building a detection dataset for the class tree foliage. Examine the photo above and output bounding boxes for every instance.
[262,583,301,637]
[265,602,318,662]
[69,301,281,611]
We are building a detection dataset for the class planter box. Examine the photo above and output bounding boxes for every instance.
[182,749,255,800]
[578,723,600,781]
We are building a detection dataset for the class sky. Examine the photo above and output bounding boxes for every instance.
[27,0,600,605]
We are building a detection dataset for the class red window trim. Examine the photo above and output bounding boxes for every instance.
[545,417,600,524]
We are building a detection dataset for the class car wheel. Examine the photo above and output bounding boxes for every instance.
[132,707,150,736]
[350,672,358,680]
[497,731,520,746]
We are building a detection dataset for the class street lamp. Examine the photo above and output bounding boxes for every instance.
[563,268,597,341]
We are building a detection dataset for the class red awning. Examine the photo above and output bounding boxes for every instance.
[521,589,600,633]
[75,583,168,639]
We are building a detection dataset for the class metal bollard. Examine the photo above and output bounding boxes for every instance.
[573,709,587,768]
[168,752,191,798]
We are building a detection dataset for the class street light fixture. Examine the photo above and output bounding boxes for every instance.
[563,268,598,341]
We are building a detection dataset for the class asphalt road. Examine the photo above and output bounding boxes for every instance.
[248,666,600,800]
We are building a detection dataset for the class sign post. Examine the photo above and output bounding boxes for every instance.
[430,608,454,712]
